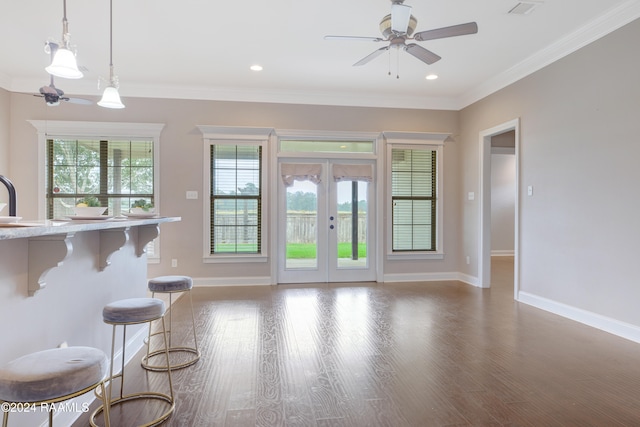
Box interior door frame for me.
[478,118,520,299]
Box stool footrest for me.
[142,347,200,371]
[90,391,174,427]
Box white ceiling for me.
[2,0,639,110]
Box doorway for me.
[277,159,376,283]
[479,119,520,299]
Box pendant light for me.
[98,0,125,109]
[46,0,83,79]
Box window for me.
[210,144,262,254]
[385,132,447,259]
[198,126,271,263]
[46,138,154,219]
[29,120,164,261]
[391,148,436,251]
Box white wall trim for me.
[478,118,520,296]
[457,0,640,108]
[381,271,476,285]
[491,250,515,257]
[518,291,640,344]
[194,276,273,287]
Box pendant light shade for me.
[45,47,83,79]
[98,85,125,109]
[99,0,125,109]
[46,0,83,79]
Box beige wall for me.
[460,18,640,330]
[7,94,461,282]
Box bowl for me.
[130,207,156,215]
[73,206,107,216]
[0,203,6,213]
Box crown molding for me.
[456,0,640,109]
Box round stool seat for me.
[0,347,108,403]
[103,298,165,324]
[148,275,193,293]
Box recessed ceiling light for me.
[250,65,263,71]
[426,74,438,80]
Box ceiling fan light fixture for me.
[380,14,418,38]
[45,47,83,79]
[98,85,125,109]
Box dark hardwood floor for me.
[76,257,640,426]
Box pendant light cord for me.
[109,0,113,68]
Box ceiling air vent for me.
[508,1,543,15]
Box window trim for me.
[29,120,164,262]
[384,132,448,260]
[198,126,272,264]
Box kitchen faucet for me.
[0,175,16,216]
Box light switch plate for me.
[186,190,198,199]
[468,192,475,201]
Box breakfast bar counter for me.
[0,215,181,426]
[0,216,180,296]
[0,216,180,240]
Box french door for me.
[277,159,376,283]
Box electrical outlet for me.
[171,259,178,268]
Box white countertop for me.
[0,216,181,240]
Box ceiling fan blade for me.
[353,46,390,66]
[325,35,384,42]
[405,44,441,65]
[413,22,478,42]
[66,97,93,105]
[391,3,412,33]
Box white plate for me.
[66,215,114,221]
[123,212,158,219]
[0,216,22,223]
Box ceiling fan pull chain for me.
[397,48,400,79]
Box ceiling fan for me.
[36,75,92,106]
[325,0,478,67]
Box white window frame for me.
[198,126,272,264]
[28,120,164,262]
[384,132,448,260]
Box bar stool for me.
[0,346,110,427]
[91,298,174,427]
[142,275,200,371]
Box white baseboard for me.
[46,326,149,427]
[491,250,514,256]
[194,276,273,287]
[382,271,481,286]
[518,291,640,344]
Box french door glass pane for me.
[286,180,318,269]
[336,181,368,268]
